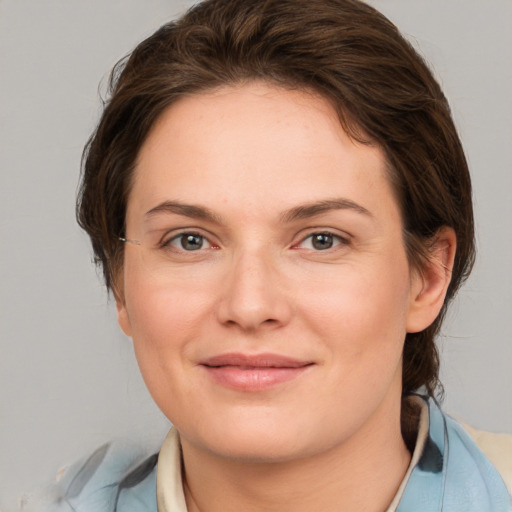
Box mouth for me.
[199,353,314,391]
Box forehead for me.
[129,82,399,225]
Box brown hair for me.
[77,0,475,432]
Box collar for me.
[157,428,188,512]
[396,397,512,511]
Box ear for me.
[116,299,133,337]
[406,227,457,333]
[114,280,133,338]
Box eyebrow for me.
[280,198,372,223]
[145,197,372,224]
[145,201,223,224]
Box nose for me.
[215,249,293,332]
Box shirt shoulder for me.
[396,397,512,511]
[21,443,158,512]
[459,420,512,495]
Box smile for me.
[200,353,314,391]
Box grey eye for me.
[311,233,334,250]
[171,233,207,251]
[181,234,205,250]
[297,232,349,251]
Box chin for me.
[182,410,345,465]
[208,433,309,464]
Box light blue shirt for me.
[29,397,511,512]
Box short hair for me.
[77,0,475,432]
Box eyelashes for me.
[294,232,350,251]
[158,230,221,257]
[158,229,351,255]
[165,232,214,252]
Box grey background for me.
[0,0,511,509]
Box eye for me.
[166,232,210,251]
[298,232,349,251]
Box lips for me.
[199,353,314,391]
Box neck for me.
[180,395,411,512]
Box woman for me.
[32,0,511,510]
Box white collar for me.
[385,396,429,511]
[157,428,188,512]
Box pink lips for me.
[200,353,313,391]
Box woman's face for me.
[118,82,428,462]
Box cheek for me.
[126,283,208,356]
[123,250,214,334]
[124,285,212,423]
[121,260,215,393]
[298,258,412,360]
[292,260,412,423]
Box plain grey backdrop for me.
[1,0,511,509]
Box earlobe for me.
[115,288,133,337]
[406,227,457,333]
[112,271,133,337]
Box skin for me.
[116,82,455,512]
